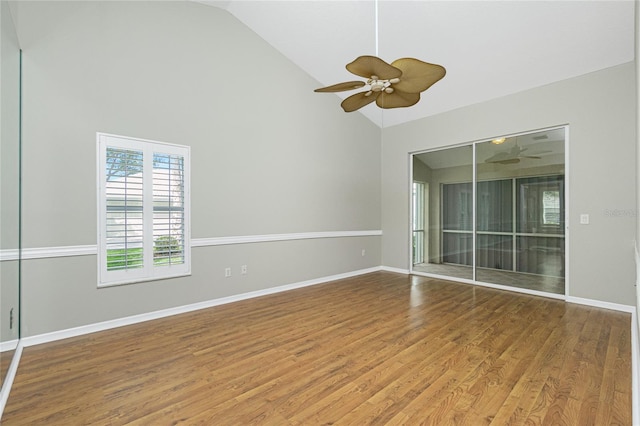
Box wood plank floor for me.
[2,272,631,425]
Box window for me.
[542,190,561,225]
[441,182,473,265]
[441,174,564,276]
[516,176,564,234]
[97,133,190,286]
[412,182,425,265]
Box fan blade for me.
[391,58,446,93]
[314,81,366,93]
[522,156,542,160]
[486,155,520,164]
[376,90,420,109]
[346,56,402,80]
[485,152,510,163]
[341,91,380,112]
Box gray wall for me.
[12,1,382,337]
[412,157,431,183]
[383,62,637,305]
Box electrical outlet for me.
[241,265,248,275]
[225,267,232,277]
[362,249,366,257]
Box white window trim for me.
[97,132,191,287]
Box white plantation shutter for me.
[152,153,185,265]
[98,133,190,286]
[105,147,144,272]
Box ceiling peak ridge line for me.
[375,0,379,57]
[375,0,384,129]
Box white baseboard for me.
[0,341,23,418]
[380,266,410,274]
[0,340,18,353]
[22,266,382,348]
[565,296,635,313]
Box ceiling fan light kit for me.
[315,55,446,112]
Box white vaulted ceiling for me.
[198,1,635,128]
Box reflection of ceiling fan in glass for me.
[314,55,446,112]
[485,139,550,164]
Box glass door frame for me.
[408,125,569,299]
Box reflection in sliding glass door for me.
[476,179,513,272]
[412,127,566,295]
[515,175,565,280]
[412,182,425,265]
[474,175,565,293]
[442,182,472,267]
[414,145,474,280]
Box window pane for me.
[153,153,185,266]
[442,183,472,231]
[542,190,560,225]
[517,236,564,277]
[517,176,564,234]
[412,231,424,265]
[105,148,144,271]
[412,181,425,265]
[412,182,424,231]
[476,234,512,270]
[442,232,473,266]
[413,145,473,280]
[477,179,512,232]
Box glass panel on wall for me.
[412,127,566,295]
[1,1,22,393]
[412,145,473,280]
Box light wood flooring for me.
[2,272,631,425]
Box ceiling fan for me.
[314,55,446,112]
[485,140,549,165]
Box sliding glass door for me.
[412,128,566,295]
